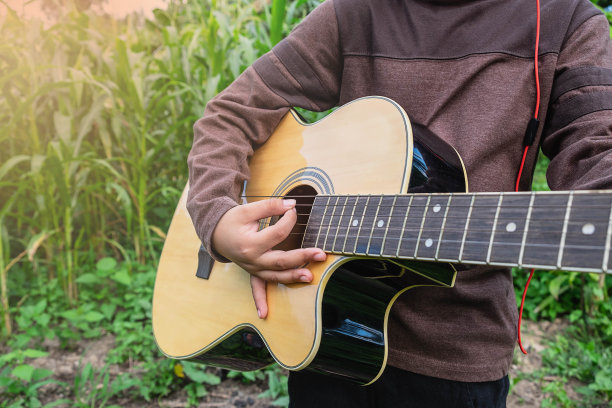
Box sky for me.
[99,0,167,18]
[2,0,168,19]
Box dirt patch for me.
[24,334,275,407]
[507,319,581,407]
[157,380,274,408]
[19,319,574,407]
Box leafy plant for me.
[174,361,222,407]
[258,366,290,407]
[72,362,138,408]
[0,349,58,407]
[1,0,609,406]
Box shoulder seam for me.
[341,51,560,62]
[562,5,604,51]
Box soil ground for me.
[17,319,573,407]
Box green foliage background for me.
[0,0,611,407]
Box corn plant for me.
[0,0,322,327]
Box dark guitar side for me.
[191,122,468,384]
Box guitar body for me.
[152,96,468,385]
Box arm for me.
[542,13,612,189]
[186,0,342,317]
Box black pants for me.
[288,366,509,408]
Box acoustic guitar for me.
[152,96,612,385]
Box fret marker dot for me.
[433,204,441,213]
[377,220,385,228]
[352,220,359,227]
[425,238,433,248]
[506,222,517,233]
[582,223,595,235]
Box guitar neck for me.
[302,191,612,274]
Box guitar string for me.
[242,194,612,199]
[282,202,612,211]
[257,204,612,219]
[277,234,612,260]
[279,230,611,249]
[241,194,612,210]
[286,205,611,222]
[274,224,610,245]
[266,216,612,229]
[272,224,610,243]
[319,238,608,252]
[267,210,611,233]
[307,235,611,252]
[282,216,609,225]
[249,204,612,212]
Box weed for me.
[0,349,60,407]
[1,0,611,406]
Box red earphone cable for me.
[515,0,541,356]
[517,268,535,354]
[515,145,530,192]
[534,0,541,119]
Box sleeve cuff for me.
[197,196,238,263]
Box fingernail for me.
[283,199,296,208]
[300,274,311,282]
[257,308,262,319]
[313,252,326,262]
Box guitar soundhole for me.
[270,185,317,251]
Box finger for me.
[258,247,326,271]
[256,207,297,248]
[253,266,316,286]
[244,198,296,221]
[250,275,268,319]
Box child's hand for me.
[211,198,327,319]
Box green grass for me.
[0,1,314,405]
[0,0,611,406]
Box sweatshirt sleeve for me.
[186,0,342,260]
[542,13,612,190]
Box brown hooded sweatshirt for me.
[186,0,612,381]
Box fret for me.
[365,196,384,255]
[368,195,395,256]
[437,194,472,261]
[604,200,612,272]
[303,196,327,248]
[342,196,367,254]
[336,196,359,253]
[386,195,413,257]
[380,195,398,256]
[460,195,500,264]
[397,195,427,258]
[556,192,574,269]
[486,194,504,264]
[521,193,569,268]
[416,195,448,260]
[355,196,377,255]
[352,196,371,255]
[413,196,432,258]
[314,196,333,249]
[562,192,612,271]
[458,195,476,262]
[331,196,350,253]
[434,195,453,261]
[489,193,531,265]
[518,192,535,267]
[323,196,341,252]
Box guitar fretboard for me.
[302,191,612,274]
